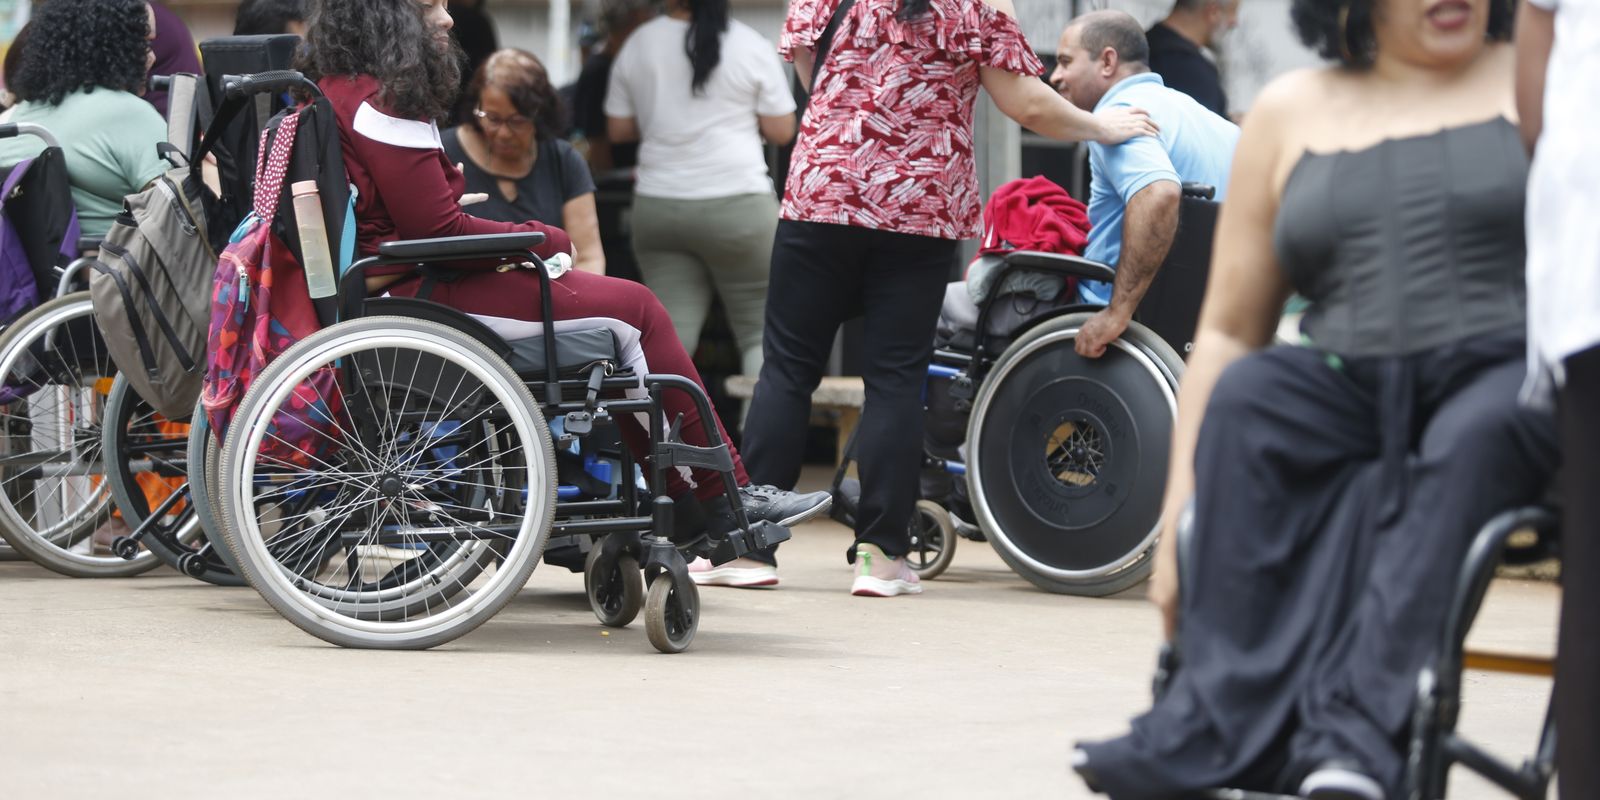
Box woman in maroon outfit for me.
[300,0,831,532]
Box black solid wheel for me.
[967,314,1181,596]
[585,544,644,628]
[906,500,957,580]
[645,572,699,654]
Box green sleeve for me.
[118,99,170,192]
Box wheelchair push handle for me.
[1180,182,1216,200]
[222,70,321,100]
[0,122,62,150]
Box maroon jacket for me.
[320,74,572,272]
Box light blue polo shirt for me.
[1079,72,1240,304]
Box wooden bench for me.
[724,375,865,465]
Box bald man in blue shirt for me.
[1050,9,1240,358]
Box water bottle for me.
[290,180,338,299]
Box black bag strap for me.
[810,0,858,97]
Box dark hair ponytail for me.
[898,0,930,20]
[685,0,727,95]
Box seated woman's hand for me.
[1094,106,1159,146]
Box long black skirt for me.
[1077,337,1558,798]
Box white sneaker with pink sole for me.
[687,557,779,588]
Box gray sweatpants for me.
[630,192,777,383]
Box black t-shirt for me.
[1145,23,1228,119]
[440,128,597,227]
[572,52,638,169]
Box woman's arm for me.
[352,127,572,260]
[1515,0,1556,153]
[980,66,1157,144]
[1148,78,1295,638]
[562,192,606,275]
[758,113,797,146]
[606,115,641,145]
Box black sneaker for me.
[737,484,833,527]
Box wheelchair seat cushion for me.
[467,313,638,383]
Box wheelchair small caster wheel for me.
[585,545,643,628]
[906,500,956,580]
[645,572,699,654]
[111,536,140,561]
[177,552,208,578]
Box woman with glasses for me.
[604,0,795,415]
[443,49,605,275]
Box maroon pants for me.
[384,268,750,501]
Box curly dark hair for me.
[1291,0,1516,68]
[298,0,463,122]
[13,0,150,106]
[463,49,564,142]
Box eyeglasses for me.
[474,108,535,133]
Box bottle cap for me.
[290,180,319,196]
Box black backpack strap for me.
[810,0,858,95]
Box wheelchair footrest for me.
[708,521,791,564]
[653,440,735,473]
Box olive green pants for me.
[630,192,778,383]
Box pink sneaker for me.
[850,545,922,597]
[687,556,779,588]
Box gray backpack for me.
[89,74,219,420]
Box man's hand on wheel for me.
[1075,308,1131,358]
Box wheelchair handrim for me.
[968,326,1177,581]
[230,326,549,636]
[0,296,130,566]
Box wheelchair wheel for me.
[645,571,698,654]
[218,317,556,649]
[184,406,243,582]
[967,313,1181,596]
[585,540,644,628]
[100,375,242,585]
[906,500,956,580]
[0,292,154,577]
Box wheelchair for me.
[201,72,786,653]
[876,184,1218,596]
[95,40,308,587]
[1131,506,1560,799]
[0,122,160,575]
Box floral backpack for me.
[200,108,341,464]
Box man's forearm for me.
[1108,181,1182,317]
[1515,1,1555,152]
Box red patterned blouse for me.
[779,0,1045,240]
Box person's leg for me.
[1290,353,1559,795]
[1558,345,1600,800]
[1076,347,1382,798]
[693,193,777,386]
[632,194,716,355]
[739,221,863,568]
[849,231,951,567]
[393,269,754,500]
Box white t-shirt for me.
[605,16,796,200]
[1523,0,1600,406]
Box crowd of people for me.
[0,0,1592,797]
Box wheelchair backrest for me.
[0,147,79,321]
[1131,192,1218,358]
[198,35,301,226]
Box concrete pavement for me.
[0,512,1558,799]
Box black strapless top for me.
[1273,118,1528,357]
